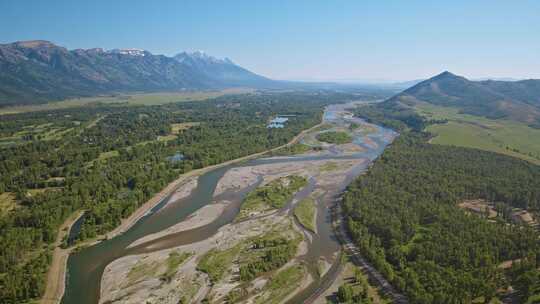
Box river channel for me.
[62,102,396,304]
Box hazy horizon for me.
[1,0,539,82]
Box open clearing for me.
[458,199,539,229]
[171,122,200,134]
[417,103,540,165]
[0,89,252,115]
[0,192,17,215]
[0,122,76,147]
[458,200,498,219]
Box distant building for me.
[267,116,289,128]
[168,152,184,163]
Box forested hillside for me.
[0,92,356,303]
[346,104,540,303]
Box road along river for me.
[61,102,396,304]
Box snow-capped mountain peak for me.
[174,51,232,65]
[108,48,148,56]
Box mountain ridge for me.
[387,71,540,127]
[0,40,274,106]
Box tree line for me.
[344,103,540,303]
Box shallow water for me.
[61,101,396,304]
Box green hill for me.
[388,71,540,128]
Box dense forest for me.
[0,92,359,303]
[345,104,540,303]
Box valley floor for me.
[81,102,396,304]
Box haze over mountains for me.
[2,40,540,121]
[0,40,273,106]
[387,71,540,128]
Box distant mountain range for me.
[3,40,540,116]
[387,71,540,127]
[0,40,274,106]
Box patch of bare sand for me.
[459,199,538,229]
[214,166,261,196]
[498,258,522,269]
[363,136,379,149]
[459,199,497,218]
[100,150,368,303]
[101,214,291,304]
[100,251,203,304]
[127,201,228,248]
[216,159,363,198]
[316,159,366,188]
[512,210,536,226]
[168,177,198,204]
[338,143,365,154]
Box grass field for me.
[294,198,316,233]
[0,192,17,216]
[237,175,307,221]
[316,131,353,145]
[98,150,120,160]
[157,134,178,142]
[161,251,192,282]
[255,264,306,304]
[0,89,253,115]
[197,244,242,283]
[0,122,76,147]
[127,260,160,285]
[320,161,339,172]
[170,122,200,134]
[417,103,540,165]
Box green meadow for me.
[417,103,540,165]
[0,88,252,115]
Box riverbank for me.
[127,201,227,248]
[98,156,366,303]
[44,120,324,304]
[104,120,324,242]
[40,210,85,304]
[60,102,398,304]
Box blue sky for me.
[1,0,539,81]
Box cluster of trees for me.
[316,131,353,144]
[270,143,313,156]
[257,175,307,209]
[353,101,427,132]
[0,91,355,303]
[239,236,298,281]
[343,105,540,303]
[240,175,308,218]
[336,268,373,304]
[225,287,249,303]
